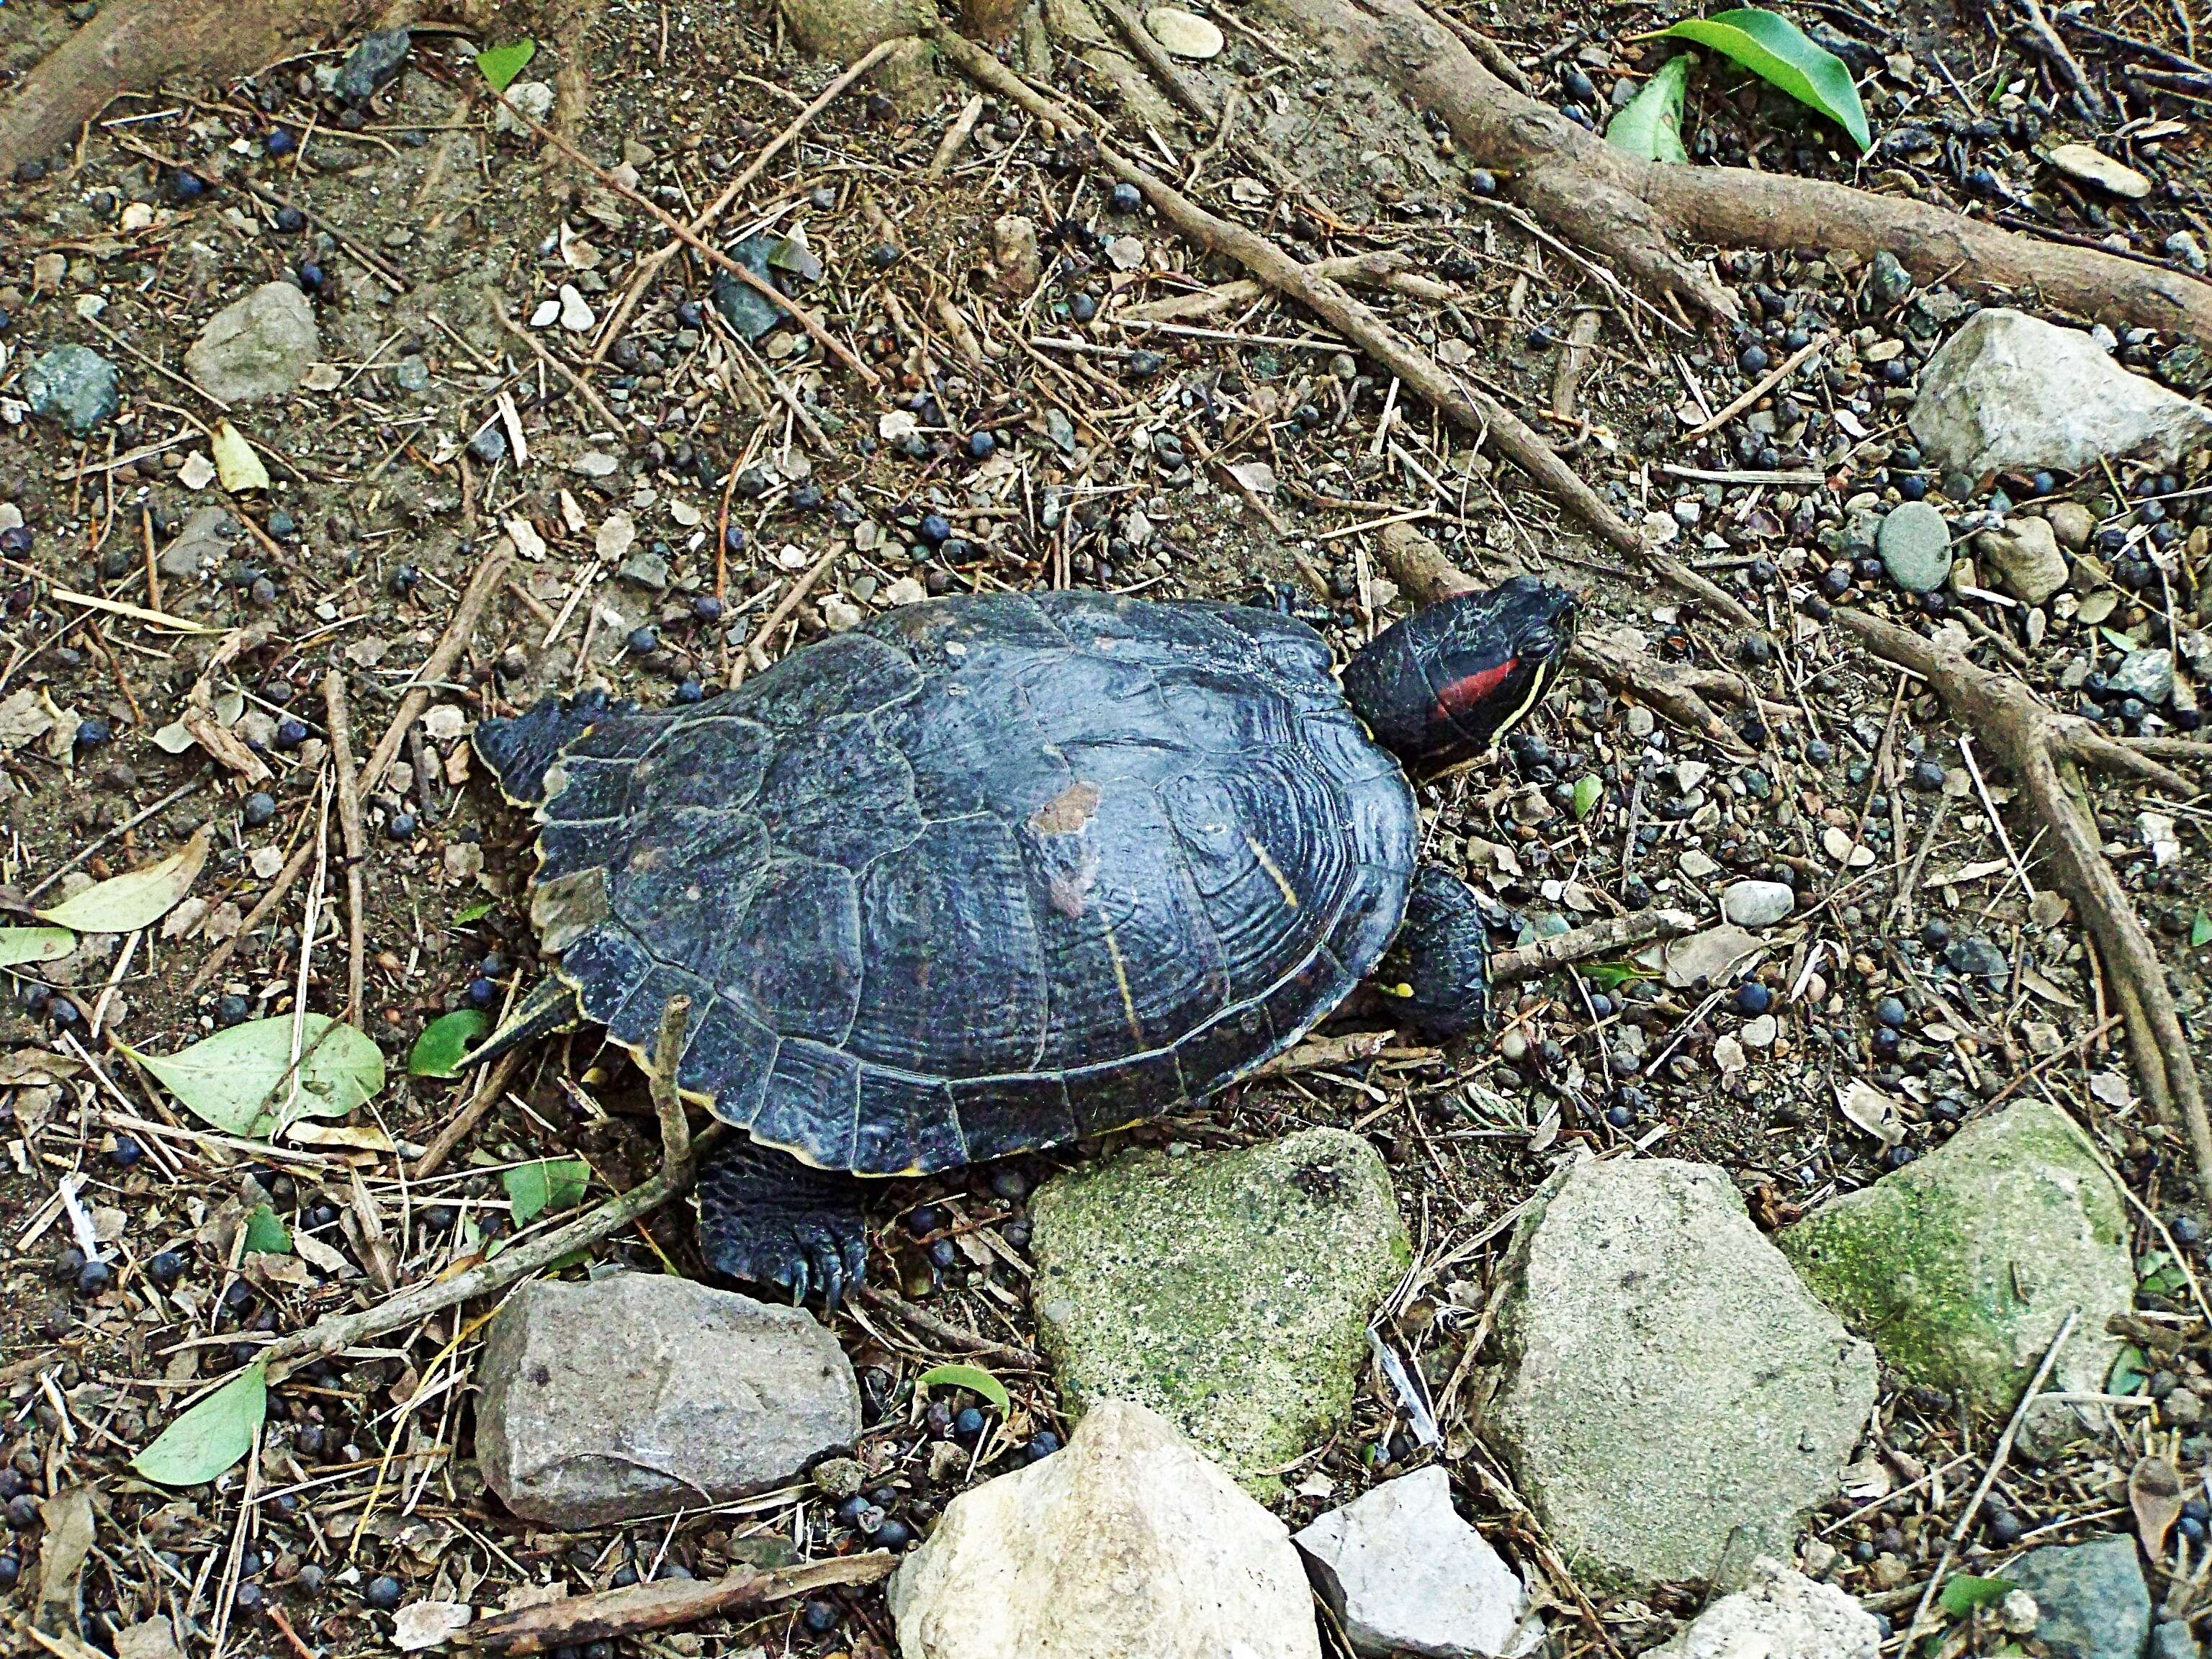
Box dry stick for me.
[856,1286,1043,1370]
[189,550,511,995]
[929,26,1756,634]
[260,1000,698,1377]
[593,39,900,361]
[475,74,879,390]
[491,295,635,436]
[2018,0,2107,117]
[1488,907,1700,983]
[464,1554,896,1653]
[1833,608,2212,1220]
[1267,0,2212,342]
[1679,333,1828,444]
[737,542,841,680]
[1117,251,1452,325]
[1375,521,1756,756]
[320,672,367,1026]
[1098,0,1220,122]
[413,1049,529,1179]
[1905,1309,2080,1642]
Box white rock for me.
[529,298,561,328]
[1653,1557,1881,1658]
[1145,6,1226,58]
[494,80,556,136]
[1740,1013,1777,1049]
[889,1398,1321,1659]
[1909,308,2212,477]
[1293,1467,1528,1658]
[1719,879,1794,928]
[1678,850,1719,880]
[558,284,595,332]
[2048,143,2152,199]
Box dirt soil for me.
[4,0,2212,1653]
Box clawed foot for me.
[696,1140,870,1308]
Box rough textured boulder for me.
[1653,1558,1881,1658]
[475,1274,858,1526]
[1777,1100,2131,1416]
[1909,308,2212,476]
[1487,1157,1876,1593]
[1292,1467,1529,1658]
[887,1398,1321,1659]
[1030,1127,1408,1494]
[184,282,319,405]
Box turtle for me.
[470,579,1575,1302]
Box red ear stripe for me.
[1434,658,1517,719]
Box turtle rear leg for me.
[467,976,586,1069]
[698,1139,869,1308]
[1374,863,1491,1038]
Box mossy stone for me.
[1778,1099,2131,1414]
[1030,1128,1410,1496]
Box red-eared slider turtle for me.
[472,581,1574,1301]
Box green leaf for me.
[477,38,537,92]
[1581,961,1648,992]
[410,1010,489,1078]
[1570,773,1604,821]
[2110,1343,2151,1396]
[132,1360,266,1486]
[0,926,77,968]
[2193,911,2212,948]
[37,826,209,933]
[1605,52,1693,163]
[503,1157,590,1226]
[1938,1573,2015,1616]
[915,1362,1011,1414]
[243,1203,291,1254]
[126,1014,385,1138]
[1658,8,1871,150]
[454,899,497,925]
[2140,1250,2190,1300]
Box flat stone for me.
[336,27,411,102]
[2005,1536,2152,1659]
[2049,143,2153,199]
[1910,308,2212,477]
[1778,1100,2131,1416]
[475,1273,859,1526]
[1292,1467,1529,1658]
[2044,501,2098,552]
[1653,1557,1881,1658]
[1030,1128,1409,1496]
[888,1398,1321,1659]
[156,506,238,580]
[24,345,120,433]
[1876,501,1953,593]
[185,283,319,405]
[1974,516,2071,606]
[618,550,672,592]
[1145,6,1226,57]
[1719,879,1795,928]
[1487,1158,1876,1593]
[2111,647,2176,705]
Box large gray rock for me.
[1910,308,2212,477]
[1653,1557,1881,1658]
[475,1273,858,1526]
[1777,1100,2131,1416]
[185,284,320,405]
[2005,1536,2152,1659]
[1487,1157,1876,1593]
[888,1398,1321,1659]
[1030,1128,1409,1495]
[24,346,120,433]
[1292,1467,1529,1658]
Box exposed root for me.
[1259,0,2212,343]
[465,1554,897,1653]
[929,25,1757,632]
[1833,608,2212,1218]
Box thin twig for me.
[320,671,367,1026]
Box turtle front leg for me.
[1374,863,1491,1038]
[697,1139,869,1308]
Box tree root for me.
[929,25,1756,632]
[1260,0,2212,343]
[463,1555,896,1653]
[1833,608,2212,1217]
[1374,521,1758,758]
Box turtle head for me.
[1342,577,1577,764]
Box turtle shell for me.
[522,590,1417,1174]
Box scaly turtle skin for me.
[474,580,1575,1301]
